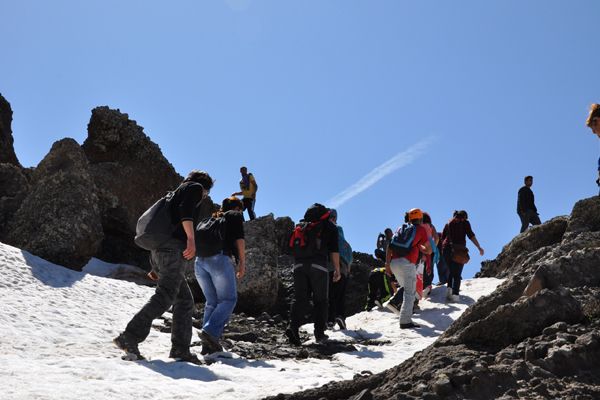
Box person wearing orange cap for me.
[385,208,431,329]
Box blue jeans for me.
[194,254,238,338]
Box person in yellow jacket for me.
[232,166,258,220]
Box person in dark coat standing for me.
[517,175,541,233]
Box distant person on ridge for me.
[286,204,341,345]
[585,103,600,195]
[374,228,393,262]
[232,166,258,220]
[517,175,541,233]
[440,210,484,302]
[385,208,431,329]
[114,170,214,363]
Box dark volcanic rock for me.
[236,214,281,314]
[264,196,600,400]
[0,163,29,241]
[5,139,103,270]
[479,216,568,278]
[82,106,183,267]
[0,94,20,166]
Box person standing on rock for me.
[517,175,541,233]
[195,196,246,355]
[440,210,484,302]
[286,204,341,345]
[232,166,258,221]
[586,104,600,195]
[385,208,431,329]
[114,170,214,363]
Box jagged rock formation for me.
[81,106,186,267]
[236,214,282,313]
[0,94,20,166]
[5,139,103,270]
[265,196,600,400]
[0,163,29,241]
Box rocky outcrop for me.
[5,139,103,270]
[266,196,600,400]
[82,106,183,267]
[0,163,29,241]
[236,214,282,314]
[478,216,568,278]
[0,94,20,166]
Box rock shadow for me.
[22,250,83,288]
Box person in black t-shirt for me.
[517,176,541,233]
[195,196,246,355]
[114,170,214,363]
[286,204,341,345]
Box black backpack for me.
[134,191,177,251]
[289,204,331,259]
[195,215,227,257]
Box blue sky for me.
[2,0,599,278]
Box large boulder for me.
[5,139,103,270]
[479,215,568,278]
[236,214,281,314]
[81,106,183,267]
[0,163,29,241]
[0,94,20,166]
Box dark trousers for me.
[436,253,448,284]
[290,262,329,337]
[366,270,393,308]
[423,256,434,288]
[242,197,256,220]
[519,209,541,233]
[443,247,464,295]
[328,272,347,322]
[125,245,194,352]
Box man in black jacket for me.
[517,175,541,233]
[286,204,341,345]
[114,170,214,362]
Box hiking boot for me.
[400,322,420,329]
[446,287,453,301]
[384,300,400,315]
[422,286,431,298]
[199,330,223,354]
[315,333,329,343]
[169,348,201,364]
[285,327,302,346]
[113,333,144,360]
[451,294,460,302]
[335,317,347,330]
[412,301,420,314]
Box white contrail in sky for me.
[327,137,435,209]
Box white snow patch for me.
[0,241,502,400]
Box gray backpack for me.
[134,191,176,250]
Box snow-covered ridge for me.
[0,241,502,400]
